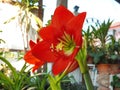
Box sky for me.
[43,0,120,27]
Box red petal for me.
[29,40,36,49]
[32,61,45,72]
[39,26,60,43]
[52,56,75,75]
[32,65,39,72]
[51,5,74,30]
[66,12,86,34]
[24,51,45,72]
[66,60,79,74]
[24,51,40,64]
[66,12,86,45]
[32,41,57,62]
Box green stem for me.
[49,81,61,90]
[48,75,62,90]
[83,71,94,90]
[75,37,94,90]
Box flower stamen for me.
[55,32,76,55]
[55,42,64,52]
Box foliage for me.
[83,19,119,64]
[3,0,42,52]
[20,0,39,7]
[0,56,49,90]
[111,75,120,88]
[0,57,84,90]
[0,56,30,90]
[107,36,120,64]
[61,82,87,90]
[91,19,113,47]
[0,55,82,90]
[4,0,41,26]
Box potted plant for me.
[83,19,120,89]
[90,19,112,63]
[106,36,120,74]
[85,19,115,90]
[86,19,118,72]
[83,19,113,74]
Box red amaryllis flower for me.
[24,5,86,75]
[24,40,45,72]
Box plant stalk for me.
[48,74,62,90]
[83,71,94,90]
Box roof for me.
[110,22,120,29]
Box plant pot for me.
[98,86,110,90]
[87,55,93,64]
[110,64,120,74]
[97,64,111,74]
[96,64,111,89]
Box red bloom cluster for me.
[24,5,86,75]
